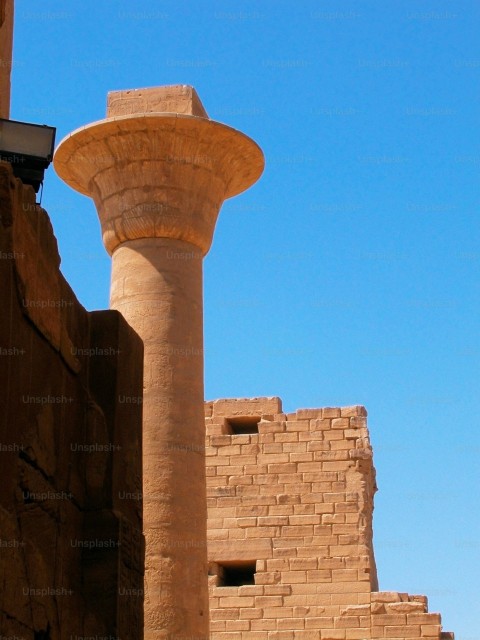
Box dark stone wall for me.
[0,161,145,639]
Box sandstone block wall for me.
[205,397,452,640]
[0,161,145,639]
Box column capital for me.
[54,94,264,255]
[54,84,265,638]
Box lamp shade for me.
[0,118,56,192]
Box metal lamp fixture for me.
[0,118,56,193]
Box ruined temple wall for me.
[0,161,145,639]
[0,0,14,119]
[205,397,446,640]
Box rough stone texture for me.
[54,87,264,256]
[54,85,265,639]
[0,0,13,119]
[0,161,144,638]
[0,2,459,634]
[205,397,453,640]
[107,84,209,118]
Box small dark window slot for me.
[226,417,260,435]
[219,561,256,586]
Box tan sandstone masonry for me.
[205,397,454,640]
[54,85,264,639]
[0,162,144,638]
[0,0,14,119]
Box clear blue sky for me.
[11,1,479,636]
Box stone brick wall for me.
[205,397,452,640]
[0,161,145,639]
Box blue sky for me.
[11,1,479,636]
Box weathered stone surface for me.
[54,85,264,640]
[206,399,453,640]
[213,397,283,417]
[0,162,144,638]
[0,51,458,639]
[107,84,209,118]
[386,601,427,613]
[54,88,264,256]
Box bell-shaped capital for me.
[54,85,264,256]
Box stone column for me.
[0,0,14,119]
[54,85,264,639]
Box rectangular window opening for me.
[225,416,260,435]
[217,561,257,587]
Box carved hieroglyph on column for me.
[54,85,264,639]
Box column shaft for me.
[110,237,208,638]
[53,88,265,638]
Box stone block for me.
[211,608,241,620]
[107,84,209,117]
[373,614,407,625]
[310,419,332,430]
[323,408,342,418]
[372,592,403,603]
[239,608,264,619]
[386,601,426,614]
[340,406,367,418]
[349,417,367,430]
[286,420,311,432]
[277,617,305,630]
[263,605,293,618]
[219,596,255,608]
[254,595,283,607]
[321,632,346,640]
[421,625,442,637]
[410,595,428,607]
[297,408,324,419]
[334,616,360,628]
[340,605,370,616]
[306,570,332,583]
[331,418,350,430]
[407,613,441,625]
[263,585,292,596]
[208,538,272,561]
[212,397,283,417]
[385,625,421,638]
[251,618,277,630]
[258,421,286,434]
